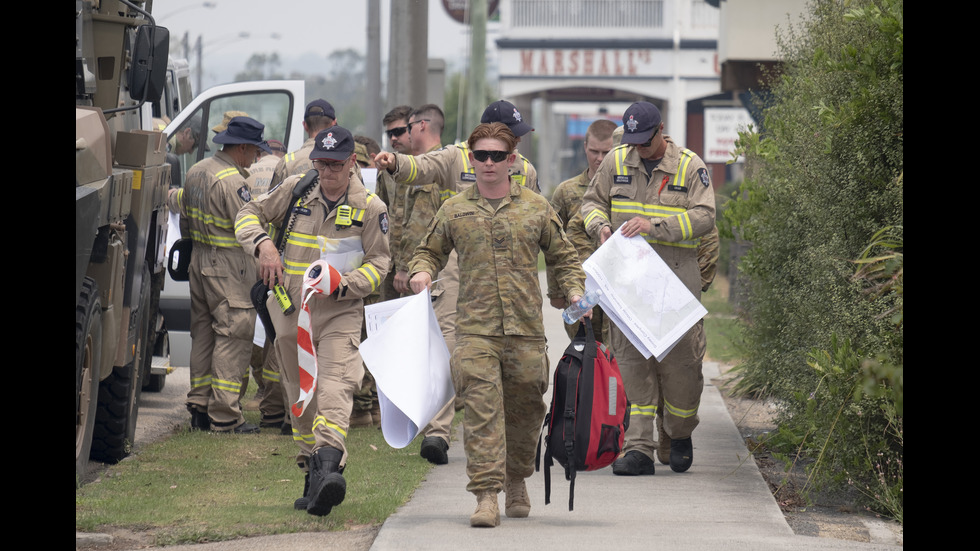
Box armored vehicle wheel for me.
[76,278,102,482]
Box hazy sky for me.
[158,0,476,88]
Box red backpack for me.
[538,317,629,510]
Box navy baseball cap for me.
[305,99,336,120]
[621,102,662,145]
[212,116,272,154]
[481,100,534,137]
[310,126,355,161]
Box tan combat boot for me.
[348,409,374,428]
[470,490,500,527]
[504,477,530,518]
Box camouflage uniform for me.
[167,150,256,430]
[546,169,611,343]
[698,226,720,293]
[235,172,389,469]
[581,137,715,458]
[387,142,543,446]
[386,143,463,441]
[410,180,585,494]
[375,169,403,302]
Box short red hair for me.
[467,122,517,152]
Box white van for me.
[160,80,306,368]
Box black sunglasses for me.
[407,119,429,132]
[638,128,660,148]
[472,150,509,163]
[385,125,408,139]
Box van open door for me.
[160,80,306,369]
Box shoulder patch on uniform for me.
[697,167,710,188]
[614,175,632,185]
[238,186,251,202]
[460,172,477,182]
[379,212,389,234]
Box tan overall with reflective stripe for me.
[580,136,715,450]
[235,172,390,468]
[167,150,257,430]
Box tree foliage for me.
[235,49,369,135]
[724,0,903,517]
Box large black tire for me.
[90,267,150,463]
[76,278,102,482]
[90,363,139,462]
[144,372,166,392]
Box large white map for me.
[360,290,455,449]
[583,231,707,361]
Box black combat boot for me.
[307,447,346,516]
[188,406,210,431]
[293,473,310,510]
[670,437,693,473]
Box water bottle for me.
[562,289,602,324]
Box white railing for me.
[510,0,665,29]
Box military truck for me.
[75,0,172,481]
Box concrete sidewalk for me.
[369,274,900,551]
[370,365,899,551]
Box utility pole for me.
[387,0,428,110]
[464,0,487,134]
[366,0,382,142]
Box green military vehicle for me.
[75,0,172,481]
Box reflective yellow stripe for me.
[262,367,281,383]
[185,206,234,229]
[190,230,242,248]
[190,375,212,389]
[348,207,366,224]
[673,149,694,192]
[678,211,693,240]
[286,231,320,249]
[174,188,185,210]
[614,144,629,176]
[285,152,297,163]
[212,378,242,393]
[630,403,658,417]
[458,143,473,173]
[357,264,380,291]
[403,155,419,183]
[610,199,699,248]
[313,416,348,439]
[235,214,261,232]
[292,426,315,445]
[284,258,312,275]
[584,208,609,227]
[440,189,457,202]
[664,399,698,419]
[610,199,686,218]
[215,167,239,180]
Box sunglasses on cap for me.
[472,150,510,163]
[385,125,408,139]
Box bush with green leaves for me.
[724,0,902,520]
